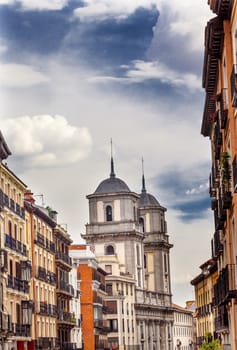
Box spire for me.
[110,138,115,178]
[142,157,146,193]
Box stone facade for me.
[83,159,174,350]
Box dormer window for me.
[106,205,113,221]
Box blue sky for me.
[0,0,214,305]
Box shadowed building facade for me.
[83,158,174,350]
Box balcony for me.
[0,190,25,219]
[212,231,223,258]
[7,275,29,294]
[211,0,233,19]
[233,155,237,192]
[36,266,56,285]
[214,305,229,331]
[213,119,222,160]
[222,191,232,209]
[34,233,55,253]
[220,88,228,129]
[93,294,103,305]
[231,64,237,107]
[55,251,72,268]
[213,264,237,305]
[36,302,57,317]
[12,323,31,337]
[58,311,76,325]
[57,281,74,296]
[5,234,27,257]
[36,337,57,349]
[59,343,77,350]
[94,319,103,328]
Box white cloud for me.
[89,60,201,90]
[0,0,68,10]
[1,115,92,167]
[74,0,156,21]
[0,63,50,87]
[186,182,209,195]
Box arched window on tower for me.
[105,245,115,255]
[106,205,113,221]
[139,217,145,232]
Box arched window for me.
[105,245,115,255]
[106,205,112,221]
[139,217,144,232]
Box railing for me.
[214,119,222,160]
[219,88,228,129]
[0,190,25,219]
[5,234,27,256]
[58,311,76,324]
[12,323,30,337]
[59,343,77,350]
[57,281,74,296]
[34,232,55,253]
[36,302,57,317]
[231,64,237,106]
[36,266,56,285]
[233,155,237,192]
[36,337,57,349]
[214,305,229,331]
[7,275,29,294]
[55,251,72,266]
[212,230,223,258]
[213,264,237,305]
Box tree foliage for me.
[200,333,221,350]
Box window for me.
[106,283,113,296]
[105,265,112,274]
[106,205,112,221]
[105,245,114,255]
[139,217,144,232]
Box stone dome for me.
[138,191,160,207]
[94,176,131,194]
[138,174,160,207]
[94,157,130,194]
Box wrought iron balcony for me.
[60,343,77,350]
[231,64,237,107]
[212,231,223,258]
[57,281,74,296]
[5,234,27,257]
[213,119,222,160]
[0,190,25,219]
[36,337,57,349]
[36,302,57,317]
[220,88,228,129]
[213,264,237,305]
[36,266,56,285]
[34,233,55,253]
[233,155,237,192]
[55,251,72,267]
[214,305,229,331]
[7,275,29,294]
[12,323,31,337]
[58,311,76,324]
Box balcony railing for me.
[212,0,233,18]
[34,232,55,253]
[0,190,25,219]
[212,231,223,259]
[231,64,237,106]
[220,88,228,129]
[36,302,57,317]
[36,266,56,285]
[12,323,31,337]
[57,281,74,296]
[7,275,29,294]
[233,155,237,192]
[213,264,237,305]
[36,337,57,349]
[58,311,76,324]
[55,251,72,267]
[214,305,229,331]
[59,343,77,350]
[5,234,27,257]
[214,119,222,160]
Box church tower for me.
[84,156,174,350]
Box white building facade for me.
[173,304,194,350]
[84,158,174,350]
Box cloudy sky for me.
[0,0,214,306]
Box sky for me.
[0,0,215,306]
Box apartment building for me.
[69,262,82,350]
[201,0,237,348]
[69,245,109,350]
[0,136,33,350]
[54,223,75,350]
[173,303,194,350]
[191,259,218,348]
[24,193,58,350]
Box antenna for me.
[34,194,45,207]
